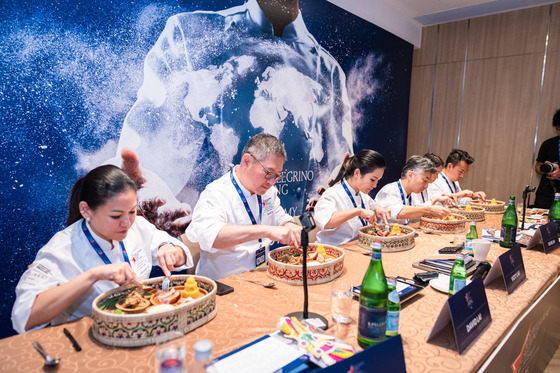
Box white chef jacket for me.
[185,167,293,280]
[374,181,430,225]
[314,180,379,246]
[12,216,193,334]
[428,172,471,205]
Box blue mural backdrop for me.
[0,0,412,338]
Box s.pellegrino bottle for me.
[465,221,478,251]
[189,340,213,373]
[448,253,467,297]
[549,193,560,238]
[500,196,518,248]
[358,241,388,348]
[386,277,400,338]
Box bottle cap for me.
[370,241,382,250]
[455,253,464,260]
[470,221,476,225]
[194,340,213,361]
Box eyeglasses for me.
[250,154,281,181]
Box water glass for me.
[155,331,186,373]
[331,277,353,323]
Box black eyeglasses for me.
[250,154,281,181]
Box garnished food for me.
[181,277,201,299]
[465,205,472,211]
[434,215,459,221]
[277,249,337,265]
[156,288,181,305]
[366,225,405,237]
[121,290,149,309]
[490,198,497,205]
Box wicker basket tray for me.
[470,199,506,214]
[91,275,217,347]
[420,214,467,234]
[357,224,415,252]
[449,205,486,222]
[267,244,344,285]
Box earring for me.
[86,217,91,222]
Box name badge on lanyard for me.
[341,179,367,226]
[231,170,266,269]
[441,173,457,194]
[82,219,131,266]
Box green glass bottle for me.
[548,193,560,238]
[449,253,467,297]
[358,241,388,348]
[386,277,400,338]
[465,221,478,252]
[500,196,518,248]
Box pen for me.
[63,328,82,352]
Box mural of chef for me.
[114,0,353,236]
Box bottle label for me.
[501,226,517,243]
[465,238,473,251]
[388,290,399,304]
[358,304,387,341]
[371,250,382,261]
[386,311,399,334]
[453,278,466,293]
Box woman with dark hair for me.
[314,150,391,246]
[12,165,193,333]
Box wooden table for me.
[2,215,559,372]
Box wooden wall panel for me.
[468,6,548,60]
[438,20,468,64]
[412,25,438,67]
[429,62,464,159]
[459,54,544,203]
[407,65,434,158]
[549,3,560,53]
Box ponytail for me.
[329,149,386,187]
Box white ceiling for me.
[327,0,558,47]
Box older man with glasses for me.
[186,133,302,280]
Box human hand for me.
[428,206,451,218]
[269,223,302,247]
[457,190,474,199]
[472,191,486,200]
[157,244,184,276]
[91,263,140,286]
[121,149,192,237]
[433,195,455,206]
[372,207,391,225]
[442,193,458,204]
[546,163,560,179]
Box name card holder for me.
[427,277,492,355]
[320,335,406,373]
[525,222,560,253]
[484,244,526,294]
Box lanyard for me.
[397,180,412,206]
[441,173,457,194]
[341,179,367,226]
[82,219,130,266]
[421,190,427,204]
[230,169,263,240]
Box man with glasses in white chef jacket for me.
[186,133,302,280]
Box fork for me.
[162,277,170,292]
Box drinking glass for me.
[331,277,353,323]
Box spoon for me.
[32,341,60,367]
[240,278,276,288]
[343,247,371,256]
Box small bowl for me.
[115,297,151,314]
[150,287,208,306]
[449,205,486,222]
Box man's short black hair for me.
[445,149,474,168]
[553,109,560,128]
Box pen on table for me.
[63,328,82,352]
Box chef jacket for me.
[314,181,379,246]
[12,216,193,333]
[428,172,471,205]
[374,181,431,225]
[185,167,293,280]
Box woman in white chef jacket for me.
[12,165,193,333]
[314,150,391,246]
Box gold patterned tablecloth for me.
[1,215,559,372]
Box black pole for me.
[302,229,309,319]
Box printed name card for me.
[320,334,406,373]
[427,277,492,355]
[484,244,527,294]
[526,222,560,253]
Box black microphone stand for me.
[286,212,328,330]
[521,186,536,231]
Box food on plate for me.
[465,205,472,211]
[156,288,181,304]
[276,248,337,265]
[366,225,405,237]
[490,198,497,205]
[181,277,201,299]
[436,215,459,221]
[120,290,149,309]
